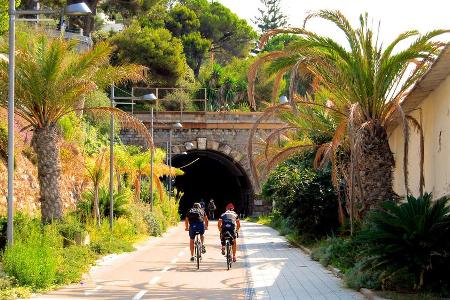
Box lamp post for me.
[279,95,289,105]
[168,122,183,202]
[109,85,156,228]
[7,1,91,246]
[141,93,157,210]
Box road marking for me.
[161,266,171,272]
[149,276,161,285]
[84,285,102,295]
[178,251,185,257]
[171,257,178,264]
[132,290,147,300]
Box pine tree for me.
[253,0,288,33]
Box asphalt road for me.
[33,221,247,300]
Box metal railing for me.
[113,87,208,120]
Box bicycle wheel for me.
[226,240,231,270]
[196,235,201,269]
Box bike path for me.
[33,221,246,300]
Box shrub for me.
[87,218,137,254]
[58,216,87,247]
[56,245,96,284]
[2,223,62,289]
[263,153,339,240]
[344,259,382,290]
[310,236,359,273]
[161,89,194,111]
[359,193,450,291]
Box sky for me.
[217,0,450,44]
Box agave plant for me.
[248,10,447,221]
[359,193,450,290]
[0,29,148,223]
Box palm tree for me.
[248,10,447,219]
[84,148,108,225]
[0,30,146,223]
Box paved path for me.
[32,221,363,300]
[242,222,363,300]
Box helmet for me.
[193,203,201,209]
[226,203,234,210]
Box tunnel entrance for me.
[172,150,252,219]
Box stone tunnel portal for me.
[172,150,253,219]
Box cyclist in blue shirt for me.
[185,203,209,262]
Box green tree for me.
[248,10,447,218]
[0,0,20,35]
[0,30,144,223]
[165,4,200,36]
[182,32,211,77]
[111,22,188,86]
[253,0,288,32]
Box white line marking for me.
[171,257,178,264]
[132,290,147,300]
[178,251,185,257]
[84,285,102,295]
[149,276,161,285]
[161,266,171,272]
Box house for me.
[389,45,450,198]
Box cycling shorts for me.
[220,229,236,246]
[189,222,205,239]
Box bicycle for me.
[193,231,202,269]
[224,231,233,270]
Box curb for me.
[286,239,387,300]
[359,288,387,300]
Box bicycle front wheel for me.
[196,238,201,269]
[226,241,231,270]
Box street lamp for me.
[7,1,91,246]
[109,84,156,227]
[142,93,157,210]
[168,122,183,202]
[279,95,289,105]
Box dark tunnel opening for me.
[172,150,252,219]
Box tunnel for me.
[171,150,252,219]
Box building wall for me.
[389,74,450,198]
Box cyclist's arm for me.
[184,217,189,231]
[217,219,222,231]
[204,215,209,229]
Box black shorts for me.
[220,229,236,246]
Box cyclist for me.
[218,203,240,262]
[185,203,209,262]
[208,199,216,220]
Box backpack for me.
[187,208,203,223]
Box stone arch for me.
[171,138,255,217]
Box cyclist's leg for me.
[220,231,226,255]
[232,231,237,261]
[188,224,197,258]
[199,222,206,253]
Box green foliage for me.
[87,217,137,254]
[0,121,7,165]
[56,245,96,284]
[160,89,195,111]
[311,236,359,273]
[262,34,299,52]
[111,22,188,86]
[263,153,339,240]
[166,4,200,36]
[0,0,20,35]
[344,259,382,290]
[253,0,288,33]
[78,187,132,222]
[2,219,61,289]
[359,193,450,290]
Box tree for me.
[253,0,288,33]
[84,149,108,225]
[182,32,211,77]
[248,10,447,220]
[0,30,145,223]
[0,0,20,35]
[111,22,188,86]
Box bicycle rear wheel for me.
[196,236,201,269]
[226,240,231,270]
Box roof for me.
[388,44,450,131]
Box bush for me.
[161,89,194,111]
[310,236,359,273]
[87,218,137,255]
[56,245,96,284]
[2,222,61,289]
[344,260,382,290]
[358,193,450,291]
[263,153,339,241]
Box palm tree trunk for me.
[117,173,122,193]
[355,122,396,217]
[93,183,100,226]
[31,125,63,223]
